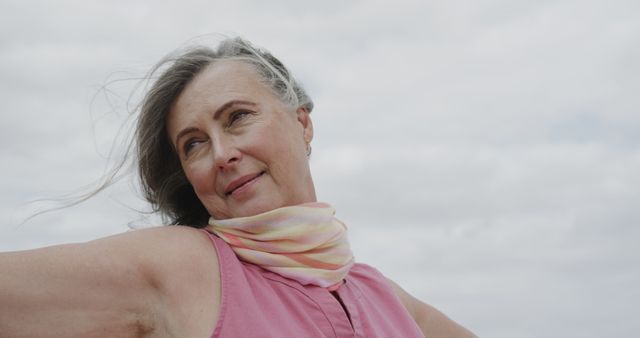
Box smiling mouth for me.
[225,171,265,197]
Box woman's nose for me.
[212,136,242,170]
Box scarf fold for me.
[206,202,354,290]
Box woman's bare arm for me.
[388,278,477,338]
[0,226,219,338]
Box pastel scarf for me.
[206,202,354,290]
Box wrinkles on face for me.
[166,60,316,219]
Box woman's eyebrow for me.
[212,100,257,120]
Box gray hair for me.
[136,37,313,226]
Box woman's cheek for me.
[185,161,216,196]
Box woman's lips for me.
[225,171,265,197]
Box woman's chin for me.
[214,192,315,219]
[227,198,284,219]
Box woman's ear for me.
[297,107,313,143]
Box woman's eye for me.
[183,139,201,154]
[228,110,250,126]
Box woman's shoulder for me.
[97,225,220,274]
[109,225,221,303]
[120,225,216,252]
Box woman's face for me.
[166,60,316,220]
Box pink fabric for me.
[204,231,425,338]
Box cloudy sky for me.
[1,0,639,337]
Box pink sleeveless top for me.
[204,231,424,338]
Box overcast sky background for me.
[1,1,639,337]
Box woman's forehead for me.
[190,60,266,97]
[173,61,269,110]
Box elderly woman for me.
[0,38,475,337]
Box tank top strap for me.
[199,229,237,338]
[200,229,237,269]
